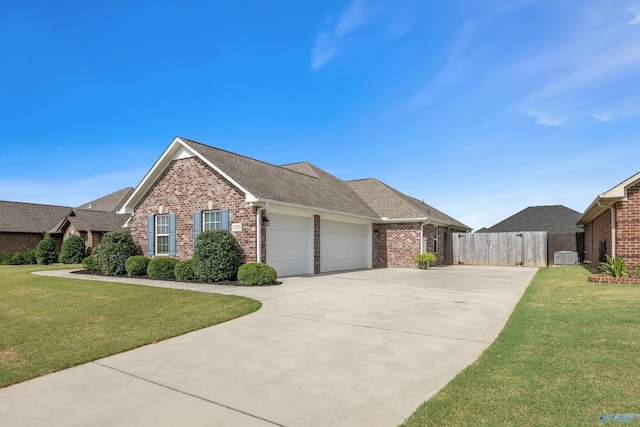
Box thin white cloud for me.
[523,110,569,127]
[515,2,640,125]
[628,3,640,25]
[311,0,379,70]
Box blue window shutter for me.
[168,213,176,256]
[193,211,202,250]
[221,209,229,230]
[147,215,154,256]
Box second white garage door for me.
[266,214,311,277]
[320,220,369,273]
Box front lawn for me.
[401,266,640,426]
[0,265,261,388]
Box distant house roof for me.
[120,137,469,229]
[485,205,582,233]
[77,187,134,213]
[347,178,470,230]
[0,201,71,233]
[50,209,129,234]
[577,171,640,225]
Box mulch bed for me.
[71,269,281,287]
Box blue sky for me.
[1,0,638,231]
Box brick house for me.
[0,188,132,256]
[119,137,470,276]
[577,171,640,266]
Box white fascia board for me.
[250,198,379,222]
[601,171,640,200]
[118,137,257,214]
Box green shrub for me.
[125,255,150,277]
[1,251,11,265]
[600,255,629,278]
[193,230,240,282]
[36,232,58,265]
[59,235,85,264]
[238,263,277,286]
[10,252,24,265]
[414,252,436,269]
[147,257,179,279]
[82,255,100,271]
[174,259,197,281]
[95,232,135,276]
[21,249,37,265]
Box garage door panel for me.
[321,221,369,273]
[267,215,310,277]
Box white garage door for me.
[267,214,311,277]
[321,220,369,273]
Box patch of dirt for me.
[70,269,281,286]
[0,348,23,366]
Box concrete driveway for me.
[1,266,537,427]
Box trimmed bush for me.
[36,232,58,265]
[193,230,240,282]
[174,259,197,281]
[147,257,179,279]
[59,235,85,264]
[238,263,277,286]
[21,249,37,265]
[125,255,150,277]
[1,251,11,265]
[95,232,135,276]
[82,255,100,271]
[10,252,24,265]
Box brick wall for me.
[373,222,421,268]
[129,157,258,262]
[0,232,63,255]
[584,210,612,265]
[615,182,640,264]
[314,215,321,273]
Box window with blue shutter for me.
[147,215,154,256]
[202,209,230,231]
[168,213,176,256]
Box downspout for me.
[256,203,268,263]
[597,200,616,257]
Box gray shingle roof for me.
[0,201,71,233]
[180,138,378,218]
[346,178,471,230]
[50,209,129,233]
[77,187,134,213]
[486,205,582,233]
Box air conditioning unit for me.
[554,251,578,265]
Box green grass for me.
[0,264,261,388]
[401,266,640,426]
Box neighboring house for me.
[0,188,131,255]
[577,171,640,266]
[480,205,583,233]
[0,201,70,253]
[119,137,470,276]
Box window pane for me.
[157,236,169,255]
[156,214,169,255]
[203,211,221,231]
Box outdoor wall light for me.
[262,216,270,226]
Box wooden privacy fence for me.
[453,231,548,267]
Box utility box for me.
[554,251,578,265]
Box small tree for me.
[414,252,436,269]
[193,230,240,282]
[59,234,85,264]
[96,232,136,276]
[36,232,58,265]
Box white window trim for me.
[434,225,439,253]
[156,214,170,256]
[203,210,222,231]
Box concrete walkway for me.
[1,266,537,427]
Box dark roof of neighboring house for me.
[474,227,489,233]
[0,201,71,233]
[50,209,129,234]
[347,178,471,230]
[485,205,582,233]
[77,187,135,213]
